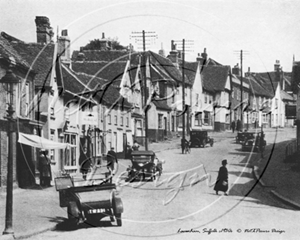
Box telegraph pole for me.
[234,50,249,130]
[173,39,193,141]
[130,31,157,150]
[182,39,186,140]
[240,50,243,130]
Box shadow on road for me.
[47,215,121,232]
[225,140,296,211]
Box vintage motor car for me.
[54,175,123,227]
[242,132,266,152]
[236,131,255,144]
[190,130,214,148]
[127,150,162,181]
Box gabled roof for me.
[149,51,182,83]
[1,32,55,87]
[207,58,223,66]
[247,71,281,98]
[243,75,273,98]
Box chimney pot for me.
[61,29,68,36]
[102,32,105,39]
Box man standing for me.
[181,138,187,154]
[231,120,236,133]
[39,150,52,187]
[107,147,118,175]
[259,131,265,158]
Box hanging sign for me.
[81,112,98,125]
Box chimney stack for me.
[274,60,281,71]
[232,63,240,75]
[196,48,208,65]
[35,16,54,44]
[58,29,71,66]
[201,48,207,60]
[168,41,179,69]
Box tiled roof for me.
[243,75,272,98]
[62,64,131,108]
[201,65,229,92]
[207,58,223,66]
[1,32,55,87]
[0,32,31,69]
[183,61,198,86]
[248,71,281,97]
[72,61,127,87]
[72,50,131,62]
[149,51,182,83]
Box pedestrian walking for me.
[79,147,92,180]
[39,149,52,187]
[107,147,118,175]
[259,131,265,159]
[181,138,188,154]
[231,120,236,133]
[214,159,229,196]
[125,142,132,159]
[185,140,191,154]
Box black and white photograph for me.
[0,0,299,239]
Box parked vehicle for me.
[242,132,266,152]
[54,175,123,227]
[127,151,162,181]
[236,131,255,144]
[190,130,214,148]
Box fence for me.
[286,140,297,158]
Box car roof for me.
[131,151,155,156]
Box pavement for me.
[1,129,299,239]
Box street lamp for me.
[1,68,20,236]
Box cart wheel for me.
[142,172,145,181]
[67,201,80,225]
[115,213,122,226]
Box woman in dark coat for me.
[214,159,229,195]
[39,150,52,187]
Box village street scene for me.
[0,1,300,240]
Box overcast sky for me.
[0,0,299,72]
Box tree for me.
[83,37,127,51]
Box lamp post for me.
[1,68,19,236]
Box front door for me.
[164,117,167,136]
[17,143,35,188]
